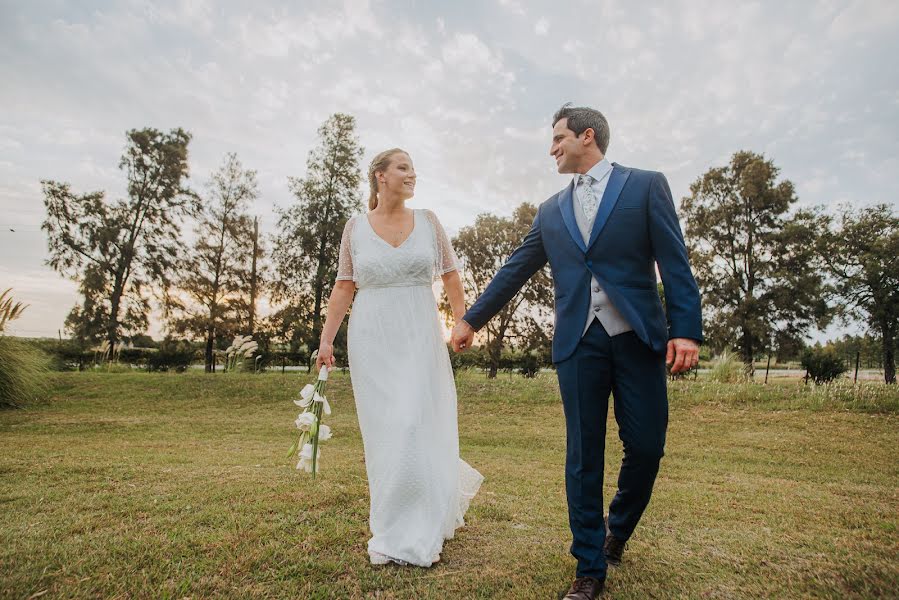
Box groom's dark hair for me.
[553,103,610,154]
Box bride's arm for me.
[441,270,466,323]
[316,280,356,369]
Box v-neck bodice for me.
[336,208,461,290]
[365,210,417,249]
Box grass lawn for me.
[1,371,897,599]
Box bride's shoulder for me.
[342,214,363,237]
[419,208,441,223]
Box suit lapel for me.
[586,165,630,250]
[557,180,586,253]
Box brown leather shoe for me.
[604,516,626,567]
[563,576,604,599]
[604,534,626,567]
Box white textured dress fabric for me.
[337,208,484,567]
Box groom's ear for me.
[580,127,595,146]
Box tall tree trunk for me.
[884,345,896,385]
[741,326,755,378]
[208,253,223,373]
[106,272,126,359]
[881,321,896,384]
[487,322,509,379]
[249,216,258,333]
[204,326,215,373]
[488,341,500,379]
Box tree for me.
[270,113,363,363]
[825,333,884,371]
[680,151,829,373]
[819,204,899,384]
[450,203,553,378]
[166,153,261,372]
[42,128,198,355]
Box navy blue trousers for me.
[555,320,668,579]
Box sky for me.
[1,0,898,341]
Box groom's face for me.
[550,118,586,174]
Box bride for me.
[315,148,483,567]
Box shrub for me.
[802,347,848,384]
[147,339,197,372]
[117,347,156,368]
[26,339,91,371]
[518,350,541,378]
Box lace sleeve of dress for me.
[336,216,356,281]
[425,209,462,278]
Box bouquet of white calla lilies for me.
[287,362,333,478]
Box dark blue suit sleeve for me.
[648,172,703,343]
[462,209,548,332]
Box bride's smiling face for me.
[378,152,416,199]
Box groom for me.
[452,104,702,599]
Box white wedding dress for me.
[337,208,483,567]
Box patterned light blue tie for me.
[579,174,598,221]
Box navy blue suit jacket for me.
[463,163,702,363]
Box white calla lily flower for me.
[293,384,315,407]
[295,411,317,431]
[296,443,315,472]
[314,393,331,415]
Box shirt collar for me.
[575,158,612,186]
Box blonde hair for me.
[367,148,407,210]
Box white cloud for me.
[139,0,215,34]
[442,33,503,75]
[497,0,525,16]
[535,17,549,36]
[828,0,899,38]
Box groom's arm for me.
[462,209,549,332]
[648,171,703,344]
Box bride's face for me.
[378,153,416,199]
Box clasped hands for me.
[450,320,475,353]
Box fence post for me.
[282,357,286,373]
[854,351,860,383]
[764,355,771,384]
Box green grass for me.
[1,372,897,599]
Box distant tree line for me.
[40,118,898,383]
